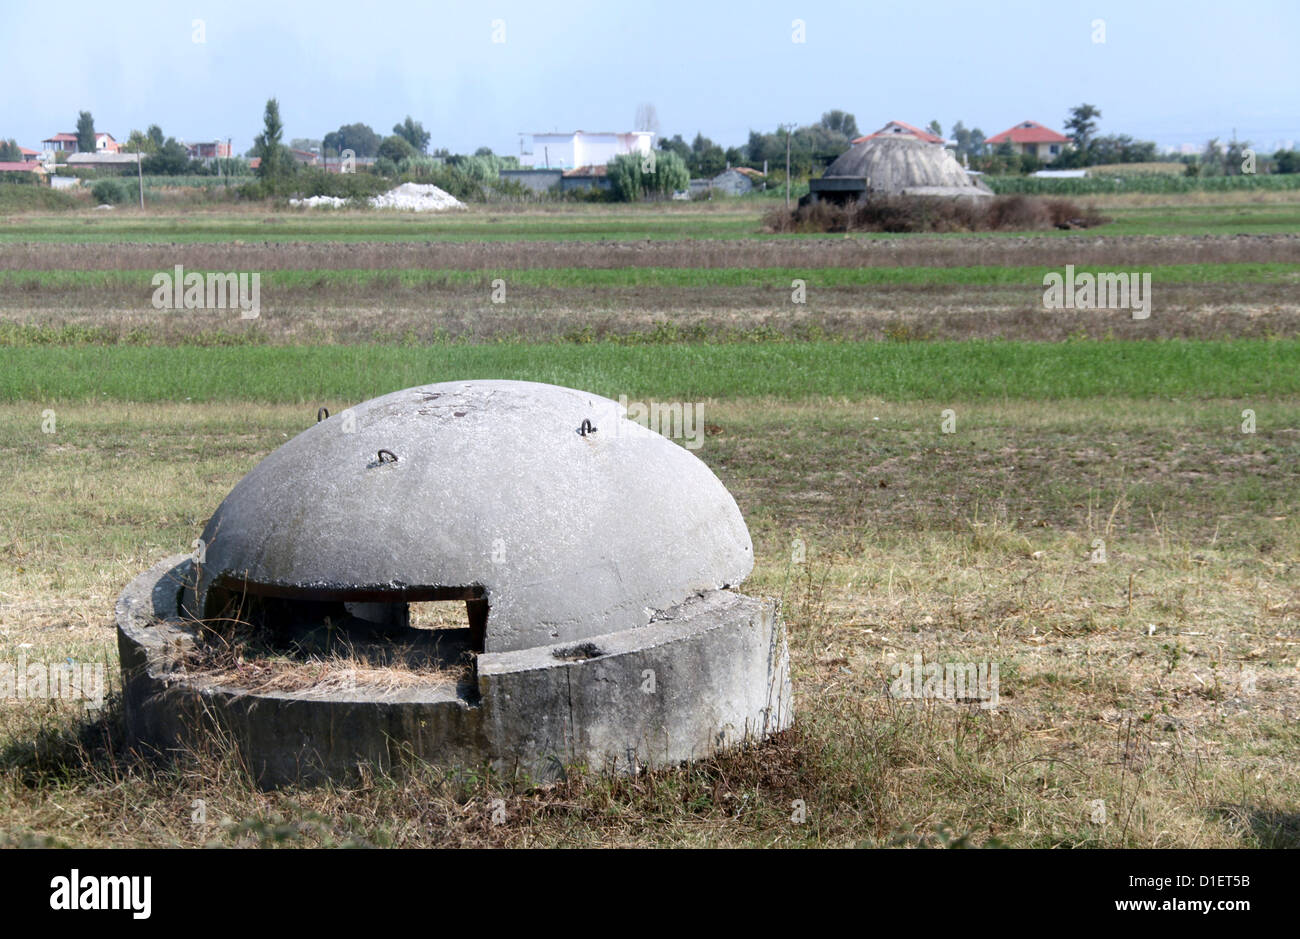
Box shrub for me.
[91,179,129,205]
[0,185,80,210]
[764,195,1106,234]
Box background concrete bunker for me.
[117,380,793,786]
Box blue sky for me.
[6,0,1297,154]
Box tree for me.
[323,123,379,158]
[927,120,943,139]
[76,111,96,153]
[606,149,688,201]
[378,134,417,164]
[392,116,430,154]
[147,125,165,149]
[142,137,198,175]
[253,97,291,180]
[660,134,691,164]
[634,103,660,135]
[690,133,726,177]
[1065,104,1101,152]
[122,130,157,155]
[290,138,321,153]
[1086,134,1158,166]
[1200,138,1226,176]
[1275,150,1300,174]
[0,139,21,162]
[819,110,859,140]
[1225,138,1253,176]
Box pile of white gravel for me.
[368,182,465,212]
[289,182,466,212]
[289,194,348,208]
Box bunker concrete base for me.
[117,556,793,788]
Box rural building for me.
[40,131,119,155]
[0,161,48,180]
[41,133,78,154]
[986,120,1070,161]
[559,164,612,193]
[709,166,766,195]
[18,147,40,162]
[806,135,992,204]
[184,141,232,161]
[853,120,947,145]
[66,152,140,168]
[499,168,564,193]
[518,130,654,169]
[290,148,320,166]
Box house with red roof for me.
[852,120,946,145]
[986,120,1070,161]
[41,132,79,154]
[40,131,119,155]
[0,161,48,179]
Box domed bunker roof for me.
[822,135,992,198]
[191,380,753,653]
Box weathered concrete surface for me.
[121,557,793,788]
[191,380,753,653]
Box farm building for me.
[66,152,141,168]
[986,120,1070,161]
[518,130,654,170]
[499,168,564,193]
[559,164,612,193]
[0,161,47,180]
[710,166,766,195]
[184,141,232,161]
[806,135,992,205]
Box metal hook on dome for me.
[577,419,596,437]
[377,449,398,463]
[317,407,329,423]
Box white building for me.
[518,130,655,169]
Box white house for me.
[518,130,655,169]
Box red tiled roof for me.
[562,164,608,177]
[19,147,38,156]
[853,120,944,145]
[986,121,1070,145]
[42,133,77,143]
[0,162,42,171]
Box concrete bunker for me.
[118,380,792,786]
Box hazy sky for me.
[6,0,1297,155]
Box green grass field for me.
[3,261,1296,290]
[1,195,1297,848]
[3,339,1299,402]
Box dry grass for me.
[1,399,1297,847]
[4,232,1298,272]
